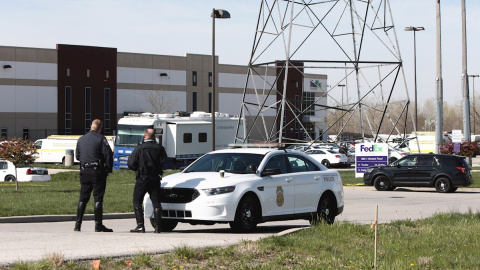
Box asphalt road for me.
[2,186,480,266]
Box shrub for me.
[439,141,479,157]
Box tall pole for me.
[461,0,470,139]
[211,9,230,151]
[435,0,443,154]
[212,8,216,151]
[461,0,471,165]
[470,75,479,134]
[413,30,418,132]
[338,84,346,140]
[405,26,424,133]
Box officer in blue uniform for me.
[128,128,167,233]
[74,119,114,232]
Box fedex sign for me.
[355,143,388,178]
[360,145,384,153]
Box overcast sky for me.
[2,0,479,106]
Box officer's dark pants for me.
[75,168,108,231]
[133,175,162,209]
[79,169,107,203]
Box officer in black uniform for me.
[74,119,114,232]
[128,128,167,233]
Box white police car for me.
[144,148,344,232]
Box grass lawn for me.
[10,212,480,269]
[0,169,177,217]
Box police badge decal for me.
[276,186,284,206]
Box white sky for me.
[2,0,479,106]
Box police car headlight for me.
[366,167,375,173]
[202,186,235,196]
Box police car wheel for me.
[5,175,16,182]
[229,195,259,232]
[310,193,336,225]
[149,218,178,232]
[374,176,390,191]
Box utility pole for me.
[461,0,471,165]
[469,75,479,134]
[435,0,443,154]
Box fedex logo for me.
[360,145,383,152]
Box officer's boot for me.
[154,208,162,233]
[94,202,113,232]
[130,207,145,233]
[74,202,86,231]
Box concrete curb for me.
[0,213,134,223]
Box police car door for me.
[260,154,295,216]
[286,154,321,214]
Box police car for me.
[144,148,344,232]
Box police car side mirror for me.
[261,168,282,176]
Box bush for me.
[439,141,479,157]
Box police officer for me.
[128,128,167,233]
[74,119,114,232]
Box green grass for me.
[0,169,178,217]
[9,212,480,269]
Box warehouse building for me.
[0,44,327,142]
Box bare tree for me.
[142,90,181,114]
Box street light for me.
[405,26,425,132]
[211,8,230,151]
[469,74,479,134]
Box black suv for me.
[363,154,472,193]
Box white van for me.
[34,135,114,164]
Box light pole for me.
[338,84,345,140]
[405,26,425,132]
[211,9,230,151]
[469,75,479,134]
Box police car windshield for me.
[184,153,264,174]
[116,124,153,146]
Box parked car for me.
[143,148,344,232]
[388,147,410,163]
[304,148,349,168]
[0,160,50,182]
[363,154,472,193]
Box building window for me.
[192,92,197,111]
[1,128,7,139]
[208,92,213,113]
[192,71,197,86]
[87,69,90,77]
[104,88,111,135]
[106,70,109,79]
[302,92,315,116]
[67,68,70,77]
[65,86,72,134]
[85,87,91,132]
[199,132,207,143]
[183,133,192,143]
[23,128,29,140]
[208,72,212,87]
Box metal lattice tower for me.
[235,0,415,146]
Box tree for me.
[0,138,37,191]
[142,90,181,114]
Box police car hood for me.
[162,172,256,189]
